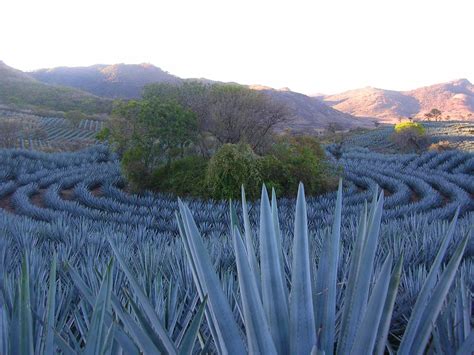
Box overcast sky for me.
[1,0,473,94]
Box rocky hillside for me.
[31,63,181,99]
[250,86,372,132]
[30,63,372,130]
[322,79,474,122]
[0,61,111,114]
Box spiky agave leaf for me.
[83,258,114,355]
[314,179,342,354]
[338,191,384,354]
[109,241,179,355]
[259,185,290,354]
[241,186,261,294]
[290,183,316,354]
[177,200,246,354]
[232,226,277,354]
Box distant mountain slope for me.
[0,61,111,114]
[407,79,474,117]
[250,86,372,131]
[31,63,181,99]
[322,79,474,122]
[30,63,371,130]
[322,87,420,120]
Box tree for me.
[143,81,214,155]
[207,84,289,153]
[107,97,198,186]
[424,108,442,121]
[144,82,290,154]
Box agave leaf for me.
[409,233,469,355]
[0,307,8,355]
[111,294,161,355]
[375,255,403,355]
[457,279,471,343]
[19,256,34,355]
[338,191,384,354]
[67,264,140,355]
[43,253,57,355]
[398,208,460,354]
[271,188,289,301]
[338,201,368,347]
[176,294,198,346]
[352,253,393,354]
[177,200,246,354]
[241,186,261,293]
[314,180,342,354]
[109,241,178,355]
[178,296,207,355]
[83,259,114,355]
[259,185,290,354]
[176,211,222,354]
[290,183,317,354]
[233,226,277,354]
[125,290,174,354]
[456,331,474,355]
[101,322,115,355]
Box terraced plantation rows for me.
[0,111,104,151]
[344,121,474,152]
[0,145,472,353]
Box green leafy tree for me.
[108,97,198,186]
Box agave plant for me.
[176,182,470,354]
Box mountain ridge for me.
[0,61,111,114]
[28,63,373,130]
[322,78,474,122]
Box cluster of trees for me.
[101,81,335,199]
[423,108,443,121]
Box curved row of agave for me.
[3,182,472,354]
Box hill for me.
[0,61,111,114]
[249,85,373,131]
[30,63,372,130]
[322,79,474,122]
[30,63,181,99]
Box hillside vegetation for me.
[0,61,112,114]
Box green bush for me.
[394,121,425,134]
[392,121,429,152]
[151,156,209,197]
[261,136,333,197]
[206,143,262,200]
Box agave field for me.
[0,145,473,354]
[0,110,104,151]
[344,121,474,152]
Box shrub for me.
[151,156,209,197]
[261,136,336,196]
[206,143,262,200]
[392,122,429,152]
[394,121,426,134]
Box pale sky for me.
[1,0,473,95]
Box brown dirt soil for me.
[90,185,103,197]
[60,188,74,200]
[30,189,46,208]
[0,193,14,213]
